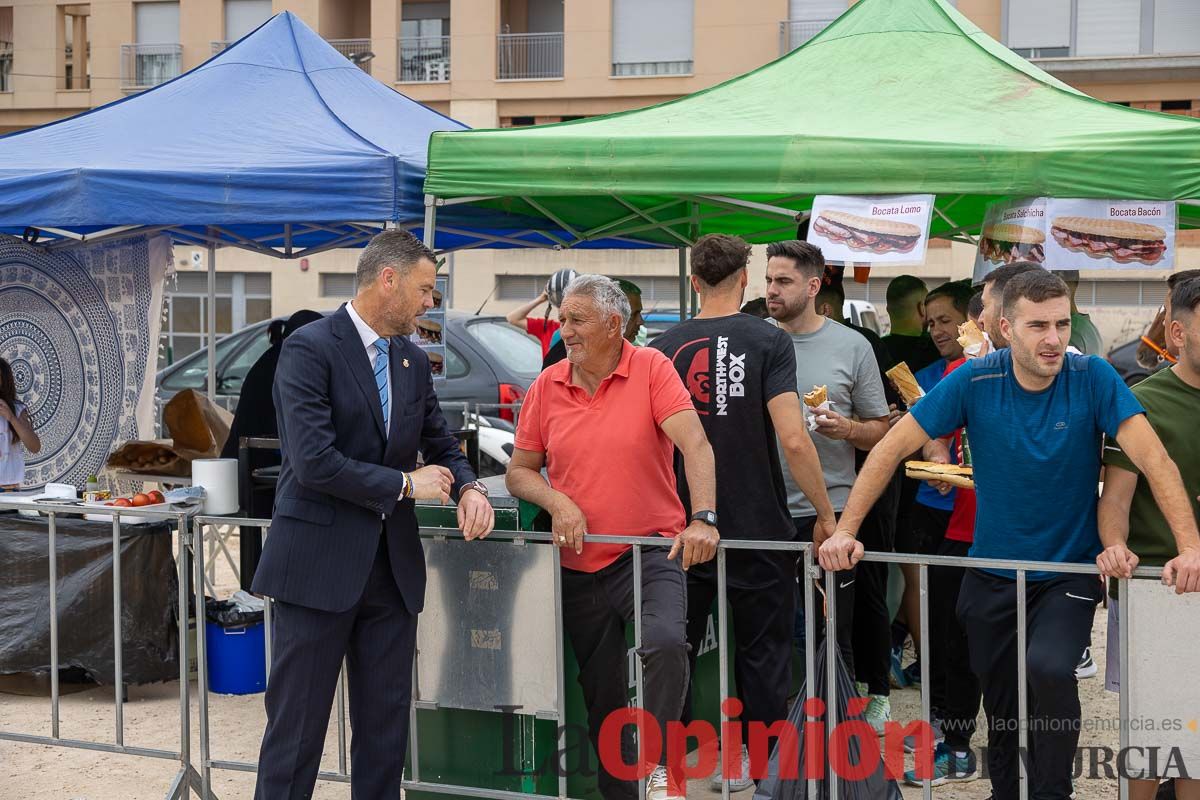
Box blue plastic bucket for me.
[204,620,266,695]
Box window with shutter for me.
[135,2,179,44]
[224,0,271,42]
[319,273,357,298]
[1076,0,1142,57]
[611,0,694,77]
[1006,0,1071,53]
[1154,0,1200,54]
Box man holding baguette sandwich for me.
[822,269,1199,800]
[764,239,890,679]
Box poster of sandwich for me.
[972,198,1047,283]
[415,275,448,380]
[807,194,934,264]
[1043,199,1175,270]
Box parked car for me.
[643,308,684,340]
[844,300,883,335]
[156,310,542,430]
[1106,337,1168,387]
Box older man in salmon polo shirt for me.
[507,274,719,800]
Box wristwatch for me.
[690,510,718,527]
[461,480,489,499]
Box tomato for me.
[113,498,133,507]
[131,493,151,507]
[147,490,165,504]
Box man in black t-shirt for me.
[651,234,835,791]
[881,275,940,374]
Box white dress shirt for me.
[346,300,392,436]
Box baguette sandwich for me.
[979,223,1045,265]
[957,320,986,351]
[885,362,924,406]
[803,385,828,408]
[813,210,922,255]
[904,460,974,489]
[1050,216,1167,266]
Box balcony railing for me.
[612,59,692,77]
[779,19,834,54]
[497,31,563,80]
[327,38,373,71]
[120,43,182,90]
[398,34,450,82]
[0,41,11,93]
[213,37,373,71]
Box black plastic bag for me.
[754,637,903,800]
[204,597,263,628]
[0,515,178,686]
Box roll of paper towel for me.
[192,458,239,515]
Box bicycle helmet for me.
[546,268,579,307]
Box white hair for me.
[563,274,631,329]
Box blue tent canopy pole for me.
[208,244,217,401]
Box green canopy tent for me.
[422,0,1200,256]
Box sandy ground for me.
[1,531,1122,800]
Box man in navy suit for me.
[252,230,495,799]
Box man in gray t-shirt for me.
[774,316,889,516]
[765,240,891,675]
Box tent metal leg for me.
[423,195,438,249]
[207,244,217,402]
[677,248,687,320]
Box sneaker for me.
[1076,647,1098,679]
[708,745,754,792]
[645,766,684,800]
[902,660,923,687]
[904,742,978,786]
[890,646,911,689]
[855,680,869,697]
[864,694,892,736]
[904,715,945,753]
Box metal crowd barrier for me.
[0,499,204,799]
[189,517,1159,800]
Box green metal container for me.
[409,498,793,799]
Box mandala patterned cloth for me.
[0,235,171,488]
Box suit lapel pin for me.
[402,358,410,368]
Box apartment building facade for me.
[1,0,1197,361]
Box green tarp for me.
[424,0,1200,246]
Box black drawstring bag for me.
[753,636,903,800]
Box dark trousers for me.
[793,516,856,680]
[561,547,689,800]
[957,569,1102,800]
[682,550,797,743]
[852,471,900,696]
[255,535,418,800]
[929,538,980,749]
[240,526,264,592]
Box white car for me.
[844,300,885,335]
[469,414,515,477]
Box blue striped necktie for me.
[373,337,390,430]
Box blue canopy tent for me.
[0,11,660,397]
[0,11,648,255]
